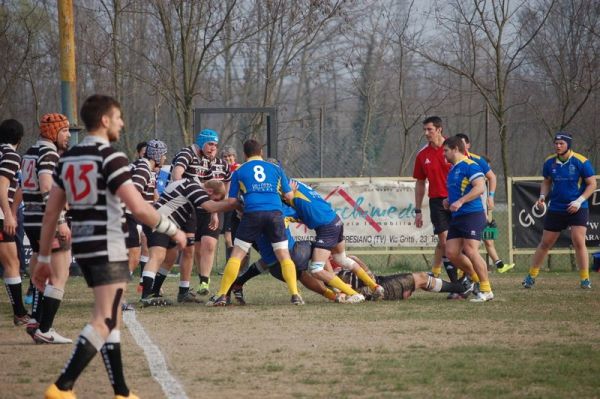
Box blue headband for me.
[554,132,572,149]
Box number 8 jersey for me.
[228,156,291,213]
[53,136,133,265]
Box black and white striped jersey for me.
[53,135,132,265]
[171,145,232,182]
[155,177,210,228]
[0,143,21,218]
[21,140,60,227]
[131,158,156,203]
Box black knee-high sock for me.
[152,270,168,296]
[56,324,104,391]
[439,280,465,293]
[141,271,155,299]
[100,330,129,396]
[4,277,27,316]
[39,285,64,333]
[235,262,262,286]
[31,286,44,320]
[443,257,458,282]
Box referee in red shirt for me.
[413,116,459,281]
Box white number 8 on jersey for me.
[253,165,266,182]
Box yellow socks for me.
[217,257,241,296]
[479,280,492,293]
[470,272,480,283]
[431,265,442,277]
[280,258,299,295]
[326,275,358,296]
[354,267,377,289]
[579,269,589,281]
[528,266,540,278]
[323,289,337,301]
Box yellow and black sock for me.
[528,266,540,278]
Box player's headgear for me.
[554,132,572,150]
[220,145,236,158]
[40,113,69,143]
[196,129,219,148]
[145,139,167,163]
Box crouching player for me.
[34,95,186,399]
[140,179,236,306]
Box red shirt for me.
[229,162,240,173]
[413,143,452,198]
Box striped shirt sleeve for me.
[132,162,152,194]
[38,148,59,175]
[187,181,210,208]
[173,148,193,170]
[0,149,21,181]
[102,147,132,194]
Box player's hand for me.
[57,223,71,243]
[171,229,187,249]
[449,200,463,212]
[534,197,546,211]
[33,261,51,291]
[3,213,16,236]
[442,198,449,209]
[209,212,219,230]
[567,197,584,214]
[289,179,298,192]
[415,213,423,228]
[487,196,495,210]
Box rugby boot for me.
[206,294,228,307]
[291,294,305,305]
[13,313,31,326]
[580,279,592,289]
[196,280,210,296]
[34,328,73,344]
[45,384,76,399]
[470,291,494,302]
[371,284,385,300]
[231,284,246,305]
[522,274,535,289]
[177,290,202,303]
[497,263,515,273]
[345,293,365,304]
[26,318,39,339]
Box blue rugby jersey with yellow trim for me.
[288,180,337,229]
[467,151,491,175]
[228,156,291,212]
[543,152,595,212]
[447,158,485,216]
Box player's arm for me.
[0,175,15,235]
[10,186,21,217]
[566,175,597,214]
[450,177,485,212]
[201,198,238,214]
[484,169,497,210]
[171,165,185,181]
[536,177,552,208]
[414,179,426,228]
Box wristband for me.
[57,218,66,225]
[574,195,585,206]
[414,208,422,214]
[37,254,51,263]
[154,214,178,236]
[539,194,545,200]
[488,192,495,198]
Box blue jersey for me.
[467,152,491,175]
[543,152,595,212]
[289,180,337,229]
[228,156,291,213]
[447,158,485,216]
[256,228,295,265]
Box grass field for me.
[1,267,599,399]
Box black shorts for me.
[125,214,141,249]
[314,215,344,250]
[79,260,130,288]
[230,212,241,239]
[269,241,312,282]
[429,197,451,235]
[143,225,176,250]
[0,219,16,243]
[543,208,589,232]
[221,211,234,234]
[235,210,287,245]
[183,212,196,235]
[195,210,220,240]
[447,212,487,241]
[24,226,71,253]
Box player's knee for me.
[234,238,252,253]
[271,240,288,251]
[308,261,326,273]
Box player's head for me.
[204,179,226,201]
[442,135,465,164]
[0,119,24,147]
[40,113,71,151]
[145,139,168,167]
[136,141,147,158]
[422,116,443,142]
[554,131,572,156]
[454,133,471,152]
[80,94,123,142]
[220,145,237,163]
[243,139,262,158]
[196,129,219,159]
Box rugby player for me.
[220,145,240,261]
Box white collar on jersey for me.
[82,135,110,144]
[36,139,57,151]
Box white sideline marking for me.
[123,311,189,399]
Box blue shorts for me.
[543,208,589,232]
[235,210,287,245]
[447,212,487,241]
[269,241,312,282]
[314,215,344,250]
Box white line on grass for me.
[123,311,189,399]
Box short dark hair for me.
[443,136,465,152]
[0,119,24,145]
[136,141,147,152]
[455,133,470,143]
[423,116,443,128]
[80,94,121,131]
[243,139,262,157]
